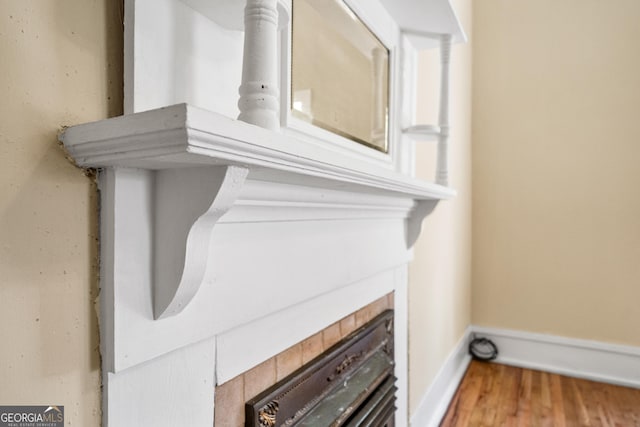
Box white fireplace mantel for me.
[62,103,454,321]
[60,0,465,425]
[60,101,455,426]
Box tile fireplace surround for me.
[59,0,464,425]
[215,294,394,426]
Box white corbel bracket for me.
[406,200,439,248]
[153,165,249,319]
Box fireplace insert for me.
[246,310,396,427]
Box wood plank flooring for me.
[440,361,640,427]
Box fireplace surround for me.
[60,103,449,425]
[58,0,465,425]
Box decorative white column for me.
[237,0,280,130]
[436,34,452,186]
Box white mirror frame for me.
[280,0,401,171]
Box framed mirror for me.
[291,0,390,152]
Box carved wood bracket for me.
[406,200,439,248]
[154,165,249,319]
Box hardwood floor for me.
[440,361,640,427]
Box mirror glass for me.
[291,0,389,152]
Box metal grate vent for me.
[246,310,396,427]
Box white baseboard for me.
[410,328,472,427]
[471,326,640,389]
[410,326,640,427]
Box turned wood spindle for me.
[238,0,280,130]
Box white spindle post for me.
[436,34,452,186]
[238,0,280,130]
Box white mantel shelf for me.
[62,103,455,202]
[61,102,454,326]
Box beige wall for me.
[408,0,473,415]
[472,0,640,346]
[0,1,122,425]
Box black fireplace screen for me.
[246,310,396,427]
